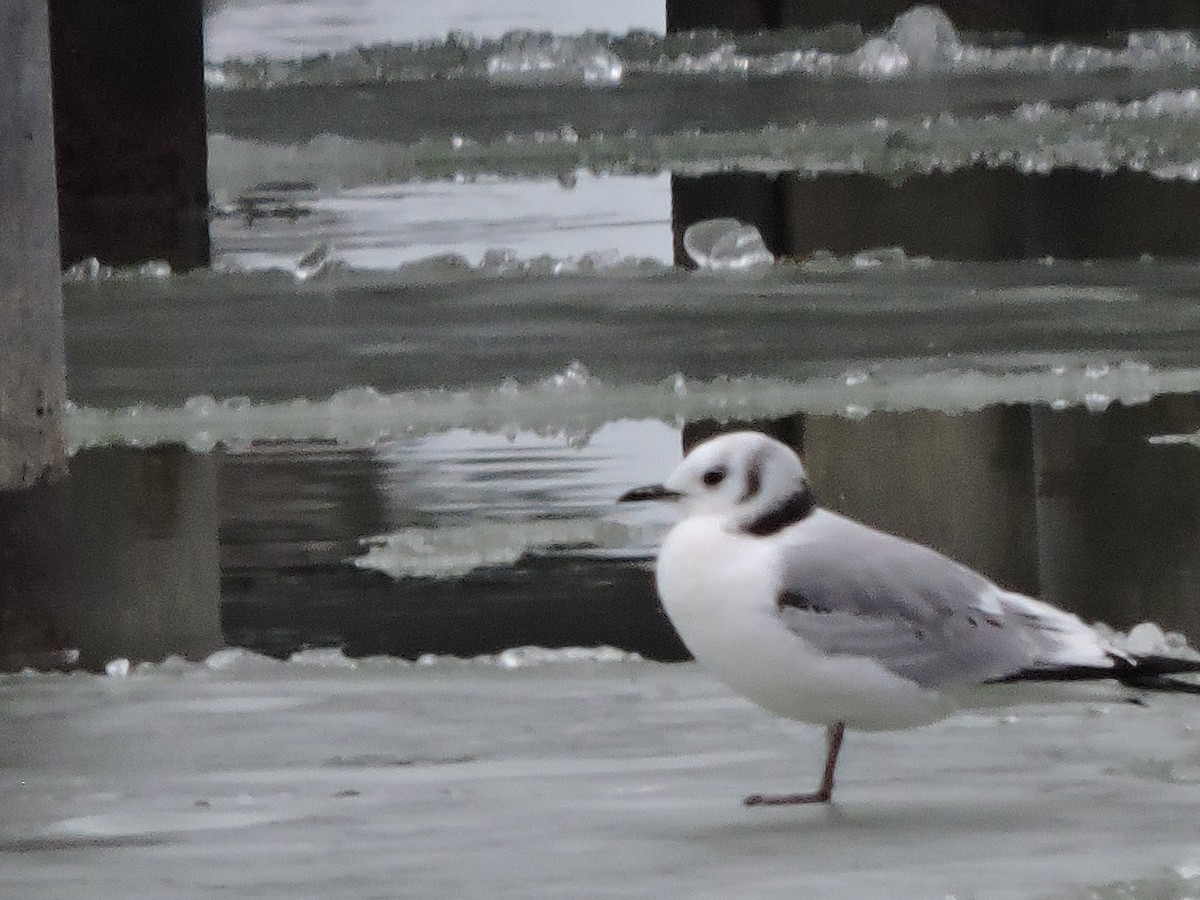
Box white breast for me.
[654,515,953,731]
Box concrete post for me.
[800,406,1040,595]
[779,169,1200,261]
[60,446,223,668]
[48,0,210,269]
[668,0,1200,34]
[1033,396,1200,636]
[675,169,1200,263]
[0,0,73,669]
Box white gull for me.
[620,430,1200,805]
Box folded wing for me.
[774,511,1117,690]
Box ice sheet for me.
[61,358,1200,453]
[5,651,1200,898]
[205,22,1200,84]
[206,86,1200,184]
[63,258,1200,413]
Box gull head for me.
[620,431,813,528]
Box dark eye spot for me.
[743,461,762,500]
[702,467,726,487]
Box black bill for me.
[618,484,683,503]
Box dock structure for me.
[667,0,1200,34]
[48,0,210,270]
[2,2,220,670]
[0,0,72,669]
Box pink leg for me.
[744,721,845,806]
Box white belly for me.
[655,517,953,732]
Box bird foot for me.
[743,790,832,806]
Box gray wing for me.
[775,512,1098,690]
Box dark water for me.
[52,395,1200,666]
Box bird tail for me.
[987,654,1200,695]
[1118,655,1200,695]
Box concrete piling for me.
[48,0,210,270]
[667,0,1200,34]
[0,0,73,669]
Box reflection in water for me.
[21,399,1200,666]
[800,405,1039,595]
[1034,396,1200,635]
[220,442,390,571]
[217,398,1200,660]
[221,421,685,659]
[209,174,672,272]
[61,446,222,668]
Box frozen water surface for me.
[207,85,1200,182]
[205,22,1200,85]
[62,259,1200,431]
[6,652,1200,899]
[485,34,625,86]
[62,360,1200,453]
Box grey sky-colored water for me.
[211,173,673,270]
[204,0,664,60]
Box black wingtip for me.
[618,484,681,503]
[1126,654,1200,676]
[1121,655,1200,694]
[1121,674,1200,695]
[987,653,1200,694]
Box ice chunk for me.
[293,242,332,282]
[849,37,911,78]
[1147,430,1200,447]
[351,519,633,579]
[104,658,131,678]
[666,43,750,75]
[479,247,523,273]
[1093,621,1200,660]
[1127,31,1200,69]
[486,33,623,86]
[493,645,641,668]
[63,256,113,283]
[203,647,279,673]
[137,260,172,279]
[682,218,774,271]
[542,359,598,392]
[288,647,360,668]
[847,6,961,79]
[888,5,962,69]
[850,246,930,269]
[203,63,228,89]
[413,645,642,668]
